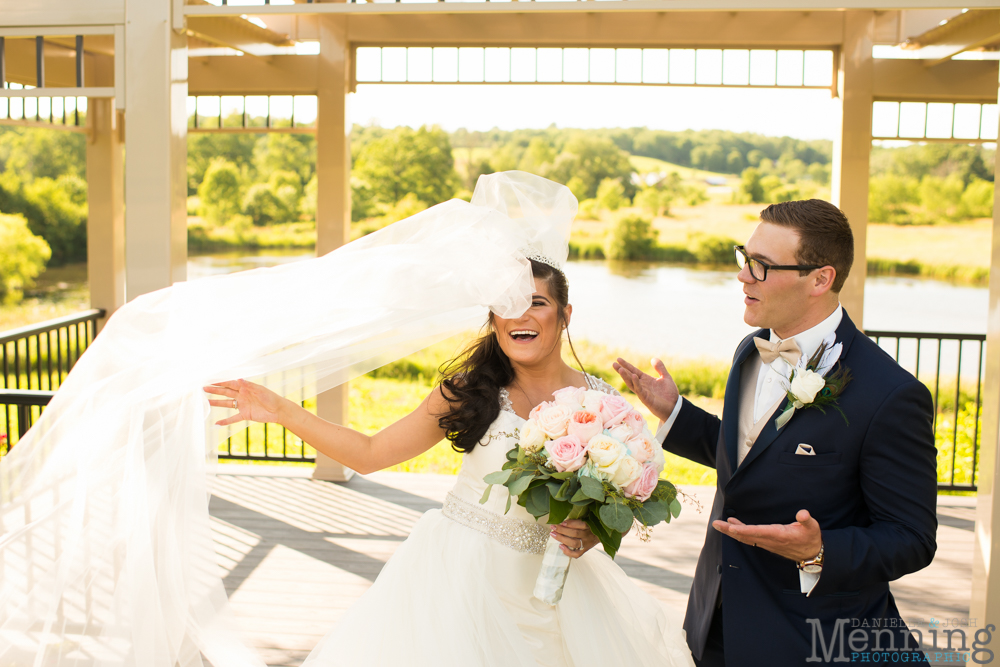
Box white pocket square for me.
[795,444,816,456]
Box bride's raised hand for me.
[204,379,285,426]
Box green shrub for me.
[568,241,606,260]
[605,213,658,261]
[0,212,50,304]
[198,158,243,226]
[959,177,993,219]
[634,186,672,217]
[689,234,739,264]
[577,198,602,220]
[596,178,627,211]
[739,167,765,203]
[242,183,286,226]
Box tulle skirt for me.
[302,509,694,667]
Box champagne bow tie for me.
[754,336,802,367]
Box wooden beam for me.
[901,8,1000,65]
[188,55,319,95]
[186,16,295,57]
[1,38,113,88]
[184,1,999,19]
[873,57,998,102]
[344,11,843,48]
[0,0,123,28]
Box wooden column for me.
[970,64,1000,632]
[312,14,355,483]
[830,11,874,327]
[123,0,188,300]
[85,97,125,327]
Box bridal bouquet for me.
[480,386,681,604]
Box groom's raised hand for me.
[612,357,679,422]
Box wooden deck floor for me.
[209,465,975,666]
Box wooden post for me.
[830,11,874,327]
[85,96,125,328]
[312,14,355,483]
[970,62,1000,633]
[123,0,188,300]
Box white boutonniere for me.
[776,334,852,430]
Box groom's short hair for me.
[759,199,854,293]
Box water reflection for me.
[187,253,988,364]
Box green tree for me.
[353,126,458,208]
[959,178,993,219]
[187,131,256,195]
[268,170,303,220]
[242,183,286,226]
[517,137,556,174]
[198,158,243,226]
[605,213,658,261]
[596,178,627,211]
[868,174,919,224]
[549,136,635,201]
[0,212,50,304]
[919,174,964,221]
[253,133,316,186]
[635,186,671,217]
[0,127,85,181]
[739,167,765,203]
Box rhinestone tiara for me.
[525,252,562,271]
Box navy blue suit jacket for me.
[664,311,937,665]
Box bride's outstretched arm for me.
[204,380,449,475]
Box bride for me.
[207,255,694,667]
[0,171,691,666]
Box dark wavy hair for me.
[437,260,584,453]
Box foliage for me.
[242,183,286,226]
[549,135,636,201]
[253,133,316,187]
[605,213,658,261]
[198,158,243,226]
[0,127,85,181]
[689,234,739,264]
[187,131,256,195]
[353,125,458,208]
[596,178,627,211]
[739,167,765,203]
[355,193,428,237]
[0,213,51,304]
[0,173,87,265]
[188,220,315,251]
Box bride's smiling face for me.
[493,279,571,367]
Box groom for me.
[614,200,938,666]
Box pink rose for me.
[528,400,557,423]
[606,423,633,444]
[547,434,588,472]
[552,386,586,409]
[567,410,604,443]
[626,433,656,464]
[535,404,573,439]
[624,462,659,501]
[599,394,633,428]
[622,410,645,438]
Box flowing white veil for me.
[0,172,577,666]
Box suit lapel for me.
[729,309,860,478]
[723,330,768,472]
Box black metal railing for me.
[867,330,985,492]
[0,310,104,455]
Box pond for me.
[187,251,988,364]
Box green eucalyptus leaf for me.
[549,471,574,480]
[525,484,551,519]
[669,498,683,519]
[546,480,563,497]
[554,479,571,501]
[480,484,492,505]
[570,487,592,504]
[483,470,513,486]
[507,473,534,498]
[599,499,635,533]
[504,490,512,515]
[579,475,606,502]
[547,498,572,525]
[632,500,671,526]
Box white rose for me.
[587,434,626,478]
[606,423,633,444]
[581,390,605,414]
[536,404,573,439]
[611,455,643,489]
[790,369,826,406]
[519,419,546,454]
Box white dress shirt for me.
[654,304,842,596]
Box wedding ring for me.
[577,538,584,551]
[232,398,238,410]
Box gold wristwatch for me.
[797,543,824,574]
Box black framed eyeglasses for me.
[734,245,824,282]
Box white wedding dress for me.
[302,375,695,667]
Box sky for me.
[350,84,842,141]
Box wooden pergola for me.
[2,0,1000,627]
